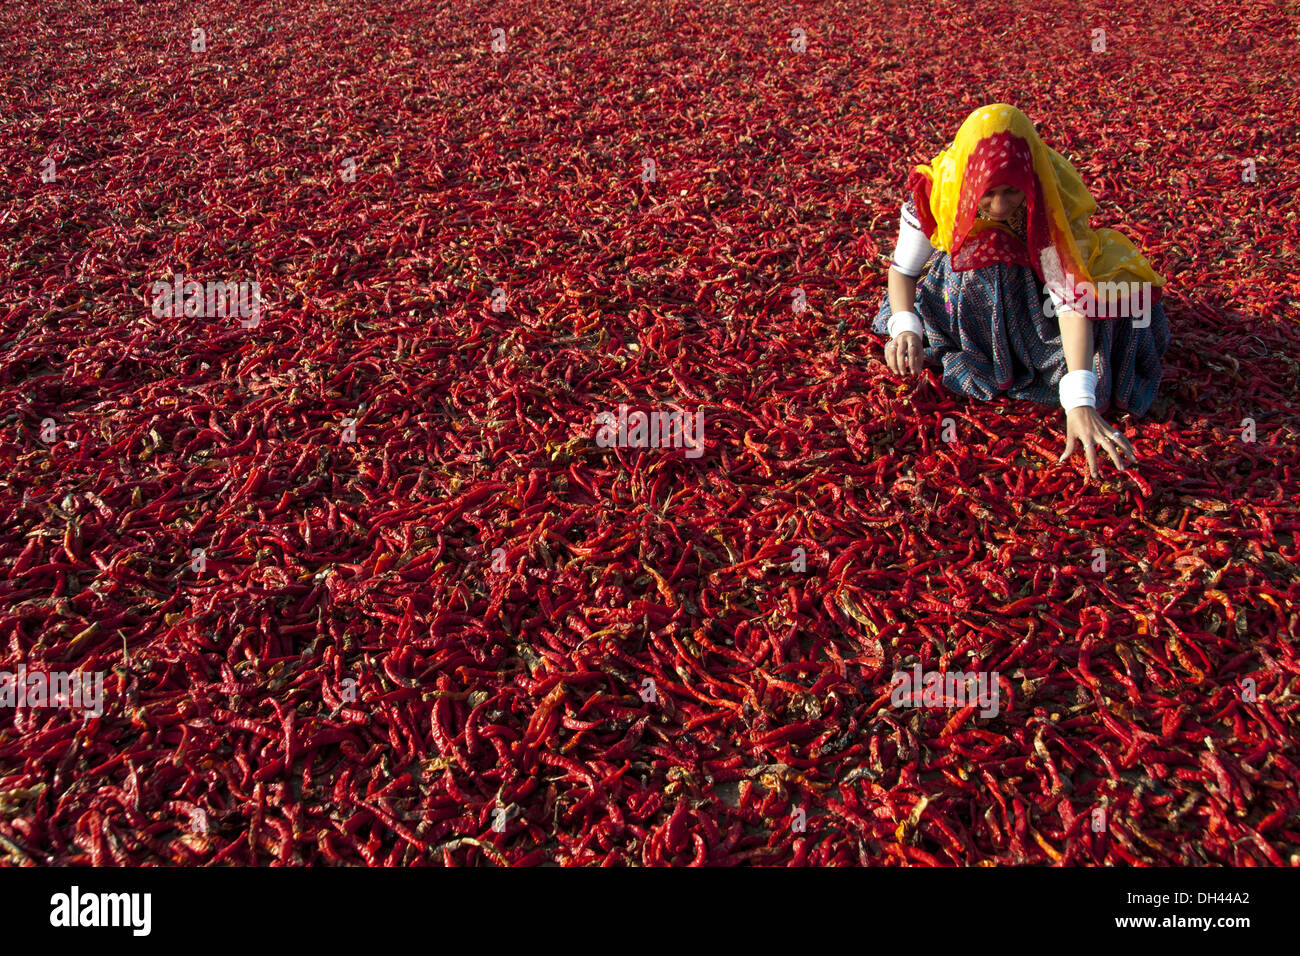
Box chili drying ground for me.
[1,0,1297,865]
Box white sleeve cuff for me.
[1047,285,1095,320]
[1047,287,1066,315]
[888,310,924,339]
[1047,286,1078,317]
[890,207,934,278]
[1059,369,1098,410]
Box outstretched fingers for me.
[1084,438,1100,479]
[1098,432,1135,472]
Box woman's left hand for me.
[1058,405,1137,478]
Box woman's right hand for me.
[884,331,924,376]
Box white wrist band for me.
[1059,369,1098,410]
[888,310,924,340]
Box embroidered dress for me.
[874,105,1171,417]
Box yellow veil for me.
[909,104,1165,310]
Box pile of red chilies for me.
[1,0,1297,865]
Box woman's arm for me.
[887,266,918,319]
[885,268,923,375]
[1057,307,1138,477]
[1058,306,1093,375]
[884,203,932,376]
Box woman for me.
[873,104,1170,478]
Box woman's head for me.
[979,185,1025,221]
[909,104,1160,309]
[904,105,1052,276]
